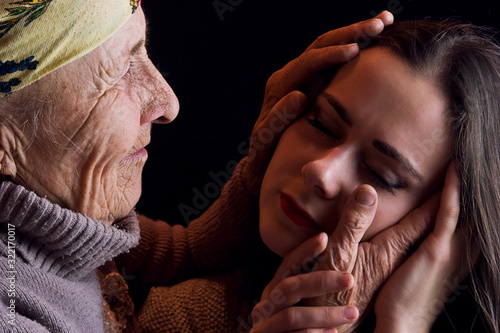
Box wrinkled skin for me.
[0,7,179,224]
[304,164,466,333]
[302,184,438,331]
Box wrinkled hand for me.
[242,11,394,197]
[303,182,440,333]
[250,233,359,333]
[374,163,468,333]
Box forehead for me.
[324,47,451,174]
[101,7,147,58]
[59,8,147,93]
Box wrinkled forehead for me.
[0,0,139,97]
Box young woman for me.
[254,20,500,332]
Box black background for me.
[138,0,500,226]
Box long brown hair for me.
[372,20,500,332]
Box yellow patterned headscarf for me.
[0,0,141,97]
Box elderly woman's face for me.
[10,7,179,223]
[260,48,451,257]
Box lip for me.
[125,147,148,160]
[280,193,319,230]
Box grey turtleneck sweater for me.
[0,181,140,332]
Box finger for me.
[244,91,308,197]
[261,232,329,300]
[264,44,359,113]
[318,185,377,272]
[253,271,354,319]
[251,305,358,333]
[434,161,461,241]
[373,10,395,26]
[372,190,441,262]
[254,90,307,135]
[305,11,394,51]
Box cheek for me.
[364,193,420,240]
[271,123,316,169]
[262,132,302,184]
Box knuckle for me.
[315,271,334,291]
[266,70,281,85]
[443,204,460,221]
[312,31,330,46]
[389,232,413,255]
[343,209,370,230]
[279,276,299,295]
[279,307,300,329]
[327,245,353,271]
[322,306,338,324]
[425,235,452,263]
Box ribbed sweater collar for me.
[0,181,140,281]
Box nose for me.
[301,147,352,199]
[140,58,180,125]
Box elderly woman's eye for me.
[127,60,135,71]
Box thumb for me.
[317,185,378,273]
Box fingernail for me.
[342,306,359,320]
[337,273,352,288]
[355,187,376,206]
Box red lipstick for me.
[280,193,318,230]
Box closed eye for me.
[363,162,406,196]
[307,118,341,140]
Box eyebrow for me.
[321,92,352,127]
[130,18,150,56]
[130,39,145,56]
[320,92,423,182]
[373,140,424,182]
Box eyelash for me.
[307,115,405,196]
[363,162,405,196]
[127,60,135,73]
[307,118,341,140]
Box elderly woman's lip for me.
[125,147,148,160]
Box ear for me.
[0,124,21,178]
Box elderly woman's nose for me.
[140,59,180,124]
[301,148,351,199]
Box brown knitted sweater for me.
[116,158,280,332]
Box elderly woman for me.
[0,0,395,332]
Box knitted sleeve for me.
[134,269,257,333]
[115,158,262,291]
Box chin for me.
[260,226,294,258]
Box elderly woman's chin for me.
[71,173,143,225]
[87,156,148,224]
